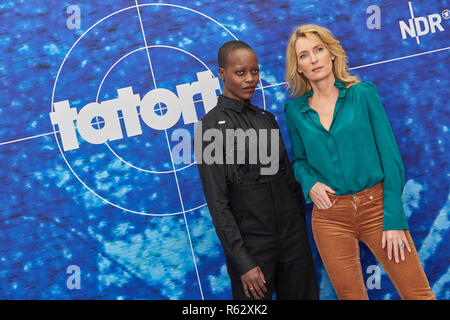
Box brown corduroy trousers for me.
[311,182,436,300]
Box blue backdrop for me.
[0,0,448,299]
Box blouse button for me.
[369,195,373,200]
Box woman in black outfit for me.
[195,40,318,300]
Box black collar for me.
[217,94,252,113]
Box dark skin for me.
[219,48,259,104]
[218,48,267,300]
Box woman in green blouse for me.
[284,24,435,300]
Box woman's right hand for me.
[240,266,267,300]
[309,182,336,209]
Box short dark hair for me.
[218,40,254,69]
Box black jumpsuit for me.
[195,95,318,299]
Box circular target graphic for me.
[51,3,266,216]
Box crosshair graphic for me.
[51,3,266,217]
[50,2,268,300]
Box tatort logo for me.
[399,1,446,44]
[50,71,220,151]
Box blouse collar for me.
[297,78,348,113]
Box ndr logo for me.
[50,71,220,151]
[399,2,446,44]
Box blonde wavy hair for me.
[285,24,359,97]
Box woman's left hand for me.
[382,230,412,263]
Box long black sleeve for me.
[194,121,257,276]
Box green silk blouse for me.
[284,79,409,230]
